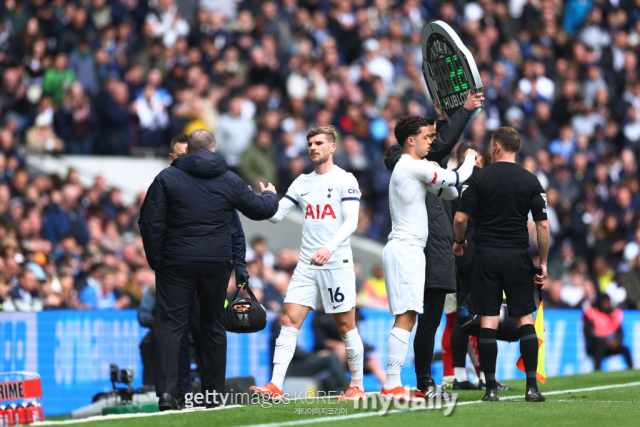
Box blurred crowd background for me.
[1,0,640,314]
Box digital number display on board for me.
[422,21,483,119]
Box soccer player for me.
[381,115,476,400]
[250,126,365,401]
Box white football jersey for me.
[387,154,475,247]
[285,166,360,269]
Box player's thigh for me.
[382,242,426,316]
[502,250,536,317]
[469,247,503,316]
[284,266,320,317]
[315,267,356,314]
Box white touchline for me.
[37,405,243,426]
[35,381,640,426]
[253,381,640,427]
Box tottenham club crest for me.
[327,188,333,198]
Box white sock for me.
[271,325,299,390]
[454,367,468,383]
[479,371,486,383]
[341,328,364,390]
[384,327,411,389]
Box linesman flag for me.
[516,299,546,383]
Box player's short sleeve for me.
[284,179,299,206]
[530,178,547,221]
[458,173,477,215]
[340,173,361,201]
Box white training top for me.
[387,154,476,247]
[269,165,360,269]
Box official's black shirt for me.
[458,162,547,249]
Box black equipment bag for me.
[225,283,267,333]
[457,294,519,342]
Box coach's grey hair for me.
[188,129,216,153]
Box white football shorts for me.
[383,239,426,316]
[284,265,356,313]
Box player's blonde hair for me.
[306,125,338,143]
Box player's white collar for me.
[312,164,338,176]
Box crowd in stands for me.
[1,0,640,311]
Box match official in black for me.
[453,126,549,402]
[139,129,278,410]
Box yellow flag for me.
[516,300,546,383]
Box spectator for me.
[25,105,65,154]
[99,82,131,155]
[42,53,75,106]
[356,264,388,309]
[7,264,45,311]
[543,280,571,309]
[0,271,14,311]
[134,84,170,148]
[239,129,278,189]
[41,183,89,247]
[145,0,190,48]
[54,82,96,154]
[215,96,256,170]
[79,267,127,309]
[583,294,633,371]
[68,38,99,97]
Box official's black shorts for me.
[469,246,536,317]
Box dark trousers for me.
[414,288,448,380]
[177,294,201,396]
[587,339,633,371]
[140,330,156,386]
[155,261,231,398]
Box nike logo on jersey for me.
[332,303,343,310]
[301,192,310,196]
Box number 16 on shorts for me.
[327,287,345,304]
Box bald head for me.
[187,129,216,153]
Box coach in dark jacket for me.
[139,129,278,410]
[384,92,483,393]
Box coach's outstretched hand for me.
[259,182,276,194]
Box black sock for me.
[478,328,498,390]
[518,324,539,389]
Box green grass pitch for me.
[42,370,640,427]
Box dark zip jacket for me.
[139,150,278,270]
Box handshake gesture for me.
[249,182,276,194]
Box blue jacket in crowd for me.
[138,149,278,270]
